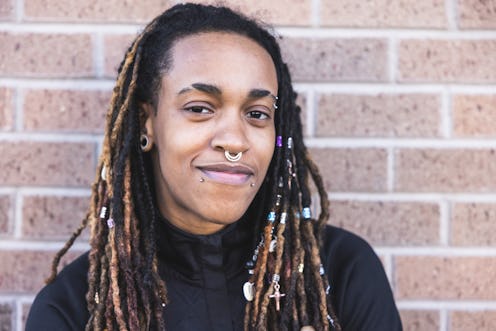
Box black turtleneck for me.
[156,216,253,330]
[26,220,402,330]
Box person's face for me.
[143,32,278,235]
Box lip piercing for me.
[200,177,205,182]
[225,150,242,162]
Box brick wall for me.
[0,0,495,330]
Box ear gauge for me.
[140,134,152,151]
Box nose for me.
[211,111,250,154]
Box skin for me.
[143,32,278,235]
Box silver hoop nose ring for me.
[225,150,242,162]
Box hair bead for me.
[302,207,311,220]
[99,206,108,219]
[107,218,115,229]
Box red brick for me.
[103,34,137,78]
[0,303,12,331]
[0,195,12,235]
[316,93,440,137]
[321,0,446,28]
[192,0,313,26]
[22,195,90,239]
[451,203,496,246]
[398,40,496,83]
[23,89,110,133]
[450,310,496,331]
[280,38,388,82]
[395,149,496,192]
[0,250,82,293]
[311,148,388,192]
[330,201,440,245]
[396,256,496,299]
[0,87,14,131]
[0,142,95,187]
[453,94,496,137]
[22,303,31,331]
[24,0,312,25]
[24,0,173,22]
[0,0,14,21]
[459,0,496,29]
[106,38,388,84]
[296,92,308,136]
[0,32,93,78]
[399,310,440,331]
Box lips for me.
[197,163,254,185]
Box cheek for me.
[154,128,192,178]
[255,131,276,172]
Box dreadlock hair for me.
[47,3,342,331]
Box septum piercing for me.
[225,150,242,162]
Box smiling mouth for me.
[198,164,253,185]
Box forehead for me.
[162,31,278,93]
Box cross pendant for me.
[269,287,286,311]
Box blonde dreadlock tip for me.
[300,326,315,331]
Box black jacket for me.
[26,218,402,330]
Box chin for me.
[198,194,254,223]
[208,212,246,225]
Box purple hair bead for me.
[276,136,283,147]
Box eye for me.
[247,110,270,120]
[184,105,213,114]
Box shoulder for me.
[321,225,384,276]
[321,225,376,262]
[25,252,90,331]
[320,225,403,331]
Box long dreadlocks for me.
[47,3,342,330]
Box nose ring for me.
[225,150,242,162]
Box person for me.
[25,3,402,331]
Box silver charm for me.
[99,206,107,219]
[280,212,287,224]
[269,279,285,311]
[269,239,277,252]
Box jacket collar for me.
[155,215,254,285]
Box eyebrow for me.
[178,83,222,96]
[248,88,277,101]
[178,83,277,100]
